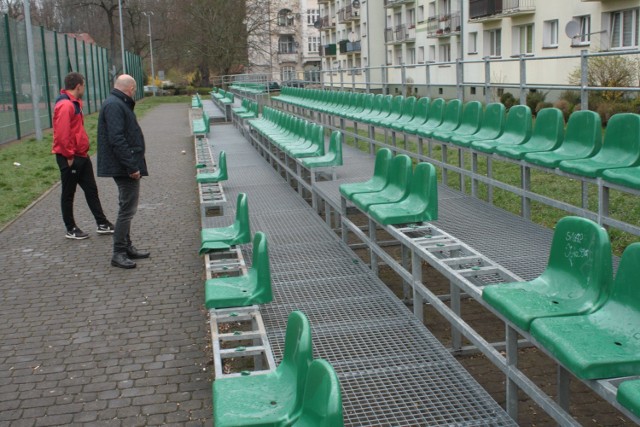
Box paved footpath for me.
[0,104,212,426]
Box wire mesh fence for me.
[0,13,144,145]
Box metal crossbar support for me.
[210,305,277,379]
[203,248,247,280]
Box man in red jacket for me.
[52,72,113,239]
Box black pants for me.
[113,177,140,254]
[56,154,108,230]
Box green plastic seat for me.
[339,148,393,200]
[290,359,344,427]
[417,99,462,138]
[362,95,393,125]
[388,97,417,131]
[351,154,412,212]
[199,193,251,254]
[376,95,407,127]
[351,94,383,122]
[471,105,531,153]
[345,93,372,120]
[368,162,438,225]
[213,311,312,427]
[196,151,228,183]
[602,165,640,190]
[530,243,640,380]
[301,131,343,168]
[432,101,483,142]
[482,216,613,331]
[449,102,505,147]
[412,98,446,136]
[618,380,640,418]
[525,110,602,169]
[559,113,640,178]
[400,97,430,133]
[204,231,272,309]
[495,108,564,160]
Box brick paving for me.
[0,104,211,426]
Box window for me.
[439,43,451,62]
[486,29,501,57]
[408,9,416,27]
[396,48,403,65]
[307,9,319,25]
[418,46,425,62]
[278,9,294,27]
[440,0,451,15]
[429,45,436,62]
[281,66,296,81]
[610,8,639,49]
[543,20,558,48]
[428,2,436,19]
[308,36,320,53]
[571,15,591,45]
[418,6,425,23]
[515,24,534,55]
[468,32,478,54]
[279,36,296,53]
[408,47,416,64]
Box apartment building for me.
[247,0,322,82]
[317,0,639,94]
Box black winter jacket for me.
[97,89,148,177]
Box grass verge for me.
[0,95,190,229]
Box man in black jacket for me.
[97,74,150,269]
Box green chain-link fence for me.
[0,13,143,144]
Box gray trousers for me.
[113,177,140,254]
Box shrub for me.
[569,56,638,102]
[526,91,547,115]
[500,92,517,111]
[554,99,574,121]
[596,101,636,126]
[559,90,581,105]
[535,102,554,115]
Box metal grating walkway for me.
[206,124,516,426]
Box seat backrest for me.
[369,94,384,114]
[442,99,463,125]
[531,108,564,146]
[390,95,404,115]
[503,104,532,138]
[608,242,640,307]
[458,101,483,132]
[479,102,505,134]
[424,98,445,126]
[292,359,344,427]
[409,162,438,220]
[251,232,272,298]
[412,97,431,121]
[373,148,393,181]
[379,95,394,115]
[360,94,374,112]
[233,193,251,245]
[543,216,613,306]
[328,131,343,165]
[598,113,640,164]
[400,96,417,119]
[279,311,313,412]
[562,110,602,155]
[217,151,228,180]
[388,154,413,192]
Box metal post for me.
[4,14,21,140]
[558,365,571,412]
[82,41,91,113]
[519,54,526,106]
[40,27,52,128]
[522,164,531,219]
[90,43,98,110]
[401,63,406,96]
[339,65,344,91]
[54,32,61,89]
[411,250,424,321]
[118,0,126,73]
[506,325,519,422]
[456,57,463,101]
[401,245,410,302]
[580,49,588,111]
[382,64,387,94]
[484,56,491,104]
[450,281,461,352]
[365,66,370,93]
[143,11,156,96]
[24,0,43,140]
[425,62,431,99]
[369,218,378,275]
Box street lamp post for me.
[142,11,156,96]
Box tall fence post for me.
[382,64,388,94]
[365,66,370,93]
[25,0,43,140]
[339,65,344,90]
[5,14,21,140]
[351,66,356,91]
[519,54,526,105]
[456,57,463,101]
[40,26,53,128]
[82,41,91,114]
[484,56,491,104]
[401,63,406,96]
[425,62,431,99]
[580,49,588,112]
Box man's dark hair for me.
[64,72,85,90]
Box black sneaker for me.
[66,227,89,240]
[97,222,115,235]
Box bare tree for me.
[0,0,24,19]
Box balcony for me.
[320,44,337,56]
[317,0,331,4]
[385,24,415,43]
[384,0,416,8]
[277,50,298,64]
[426,12,461,38]
[339,40,362,53]
[321,15,335,29]
[469,0,535,21]
[275,25,296,35]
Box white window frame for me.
[408,47,416,64]
[408,9,416,28]
[610,8,639,49]
[573,15,591,46]
[281,66,296,81]
[543,20,558,48]
[468,32,478,54]
[514,24,534,55]
[308,36,320,53]
[418,46,425,63]
[439,43,451,63]
[486,29,501,57]
[307,9,319,25]
[418,6,425,23]
[428,45,436,62]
